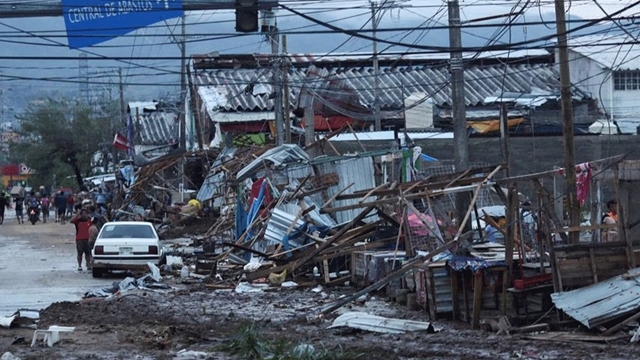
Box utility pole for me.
[500,103,510,176]
[266,10,284,146]
[282,34,291,144]
[448,0,470,229]
[179,15,187,150]
[118,67,126,164]
[554,0,579,243]
[371,1,381,131]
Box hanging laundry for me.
[558,162,591,206]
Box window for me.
[99,224,157,239]
[614,71,640,91]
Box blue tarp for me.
[245,181,266,243]
[421,154,438,162]
[235,190,247,241]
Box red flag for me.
[113,133,130,151]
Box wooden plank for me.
[292,205,375,273]
[496,155,624,184]
[472,271,484,329]
[451,268,459,321]
[321,182,355,209]
[375,206,400,228]
[523,331,629,343]
[341,164,502,199]
[359,182,390,204]
[532,179,568,243]
[552,223,618,233]
[589,247,598,284]
[602,310,640,335]
[453,165,503,243]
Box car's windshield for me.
[99,224,156,239]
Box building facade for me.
[565,34,640,133]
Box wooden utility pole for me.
[554,0,579,243]
[118,67,126,163]
[282,35,291,143]
[179,15,187,149]
[371,0,381,131]
[448,0,470,230]
[500,103,510,176]
[266,10,284,146]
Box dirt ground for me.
[3,219,640,359]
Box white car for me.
[91,221,165,278]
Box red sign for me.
[1,164,19,176]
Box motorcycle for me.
[28,206,40,225]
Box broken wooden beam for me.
[311,235,461,317]
[602,310,640,336]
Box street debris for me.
[1,352,21,360]
[329,312,435,334]
[552,267,640,330]
[0,310,38,329]
[83,264,171,299]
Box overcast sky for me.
[0,0,637,112]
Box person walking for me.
[71,209,92,271]
[66,194,75,219]
[40,194,50,223]
[14,197,24,224]
[0,192,8,224]
[54,191,67,224]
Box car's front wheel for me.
[92,267,104,278]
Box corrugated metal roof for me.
[551,267,640,329]
[193,50,551,69]
[280,49,550,64]
[316,157,377,224]
[197,147,239,203]
[132,111,179,146]
[568,34,640,71]
[193,60,578,117]
[261,208,308,253]
[237,144,309,181]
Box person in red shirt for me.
[71,209,92,271]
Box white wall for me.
[611,88,640,119]
[566,49,640,120]
[566,50,611,116]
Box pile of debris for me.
[133,143,506,295]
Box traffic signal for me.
[235,0,259,33]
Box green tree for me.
[10,98,118,190]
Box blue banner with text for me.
[62,0,183,49]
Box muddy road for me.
[2,217,640,359]
[0,216,110,315]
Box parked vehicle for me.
[91,221,165,278]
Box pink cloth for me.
[576,163,591,206]
[407,213,441,237]
[557,162,591,206]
